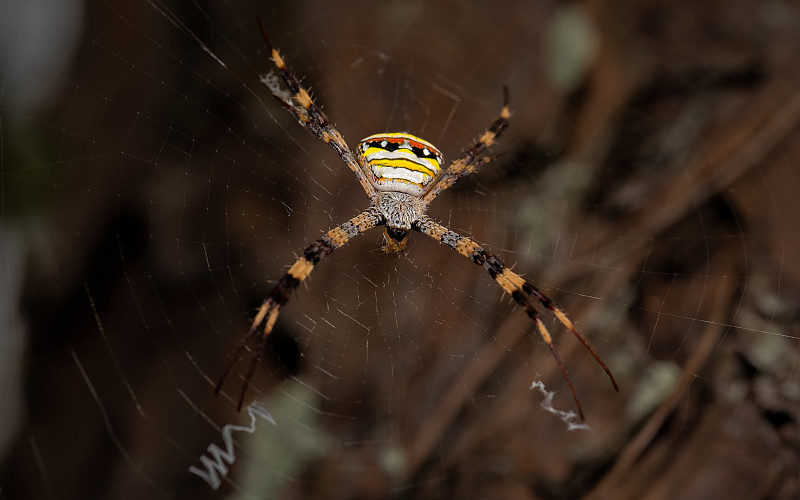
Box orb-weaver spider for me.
[216,24,618,419]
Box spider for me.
[216,24,619,419]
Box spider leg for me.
[258,20,376,197]
[423,87,510,203]
[413,216,618,420]
[216,208,385,410]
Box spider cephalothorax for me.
[215,24,618,419]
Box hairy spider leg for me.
[413,216,618,419]
[422,87,510,203]
[216,209,385,410]
[257,20,375,197]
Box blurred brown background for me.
[0,0,798,499]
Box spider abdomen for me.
[357,133,443,196]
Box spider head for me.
[357,133,443,196]
[373,191,427,232]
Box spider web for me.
[1,1,798,499]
